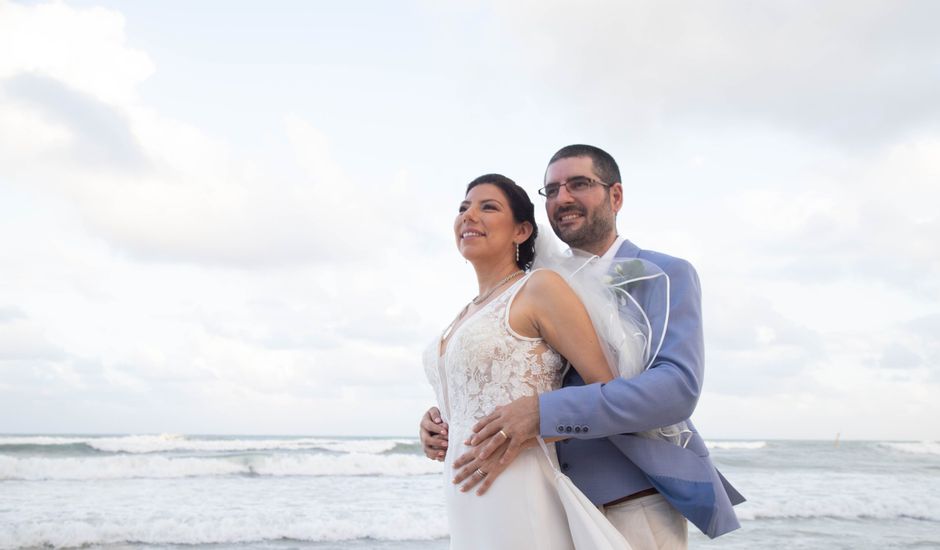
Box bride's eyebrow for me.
[459,198,505,209]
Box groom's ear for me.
[609,182,624,214]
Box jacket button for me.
[556,425,565,433]
[561,462,569,470]
[582,426,590,434]
[565,426,573,433]
[574,426,582,433]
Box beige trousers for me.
[603,494,689,550]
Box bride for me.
[423,173,634,549]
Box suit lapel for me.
[615,239,641,259]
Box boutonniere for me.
[604,259,644,288]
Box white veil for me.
[531,227,691,447]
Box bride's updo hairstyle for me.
[466,174,538,270]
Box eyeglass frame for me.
[538,176,612,199]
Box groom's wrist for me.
[537,392,558,438]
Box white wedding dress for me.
[423,273,578,549]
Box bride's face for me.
[454,183,521,265]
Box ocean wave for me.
[385,441,424,455]
[0,442,101,456]
[0,452,442,481]
[0,436,94,448]
[878,441,940,456]
[0,434,419,455]
[0,510,449,549]
[736,503,940,523]
[313,439,417,454]
[724,468,940,523]
[706,441,767,450]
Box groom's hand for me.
[419,406,448,461]
[468,394,540,465]
[452,437,536,495]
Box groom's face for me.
[544,156,622,251]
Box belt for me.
[604,487,659,507]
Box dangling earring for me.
[515,243,520,264]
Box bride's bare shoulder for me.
[518,269,573,300]
[508,269,569,337]
[526,268,567,287]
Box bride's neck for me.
[471,257,522,297]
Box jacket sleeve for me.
[539,256,704,437]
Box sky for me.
[0,0,938,439]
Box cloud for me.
[694,135,940,300]
[0,2,435,269]
[906,313,940,338]
[903,314,940,370]
[490,0,940,146]
[763,198,940,295]
[878,342,923,370]
[707,294,823,352]
[0,93,442,268]
[0,86,377,267]
[0,306,26,323]
[3,73,147,169]
[703,289,827,395]
[0,310,65,362]
[0,0,153,103]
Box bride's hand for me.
[419,406,448,461]
[452,436,536,495]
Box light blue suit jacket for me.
[539,240,744,538]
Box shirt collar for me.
[566,235,624,261]
[601,235,625,261]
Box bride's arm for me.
[511,269,614,384]
[452,272,610,494]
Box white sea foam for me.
[0,510,449,549]
[0,434,417,454]
[0,452,442,480]
[311,439,415,454]
[706,441,767,450]
[878,441,940,456]
[734,494,940,522]
[0,435,91,446]
[727,468,940,523]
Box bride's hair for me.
[466,174,538,270]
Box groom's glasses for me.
[538,176,611,199]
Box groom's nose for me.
[554,183,577,203]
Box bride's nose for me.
[462,205,479,222]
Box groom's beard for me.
[550,196,616,252]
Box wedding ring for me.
[498,429,509,440]
[474,468,488,479]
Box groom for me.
[420,144,743,548]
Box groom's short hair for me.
[548,144,621,186]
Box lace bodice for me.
[423,274,565,440]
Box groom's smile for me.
[554,205,587,227]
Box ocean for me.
[0,435,937,549]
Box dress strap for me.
[501,269,545,342]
